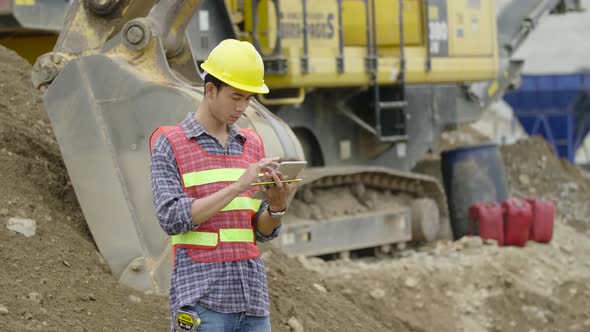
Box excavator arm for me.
[468,0,580,108]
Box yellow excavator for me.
[0,0,575,293]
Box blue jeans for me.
[180,304,271,332]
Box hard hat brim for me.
[201,64,270,95]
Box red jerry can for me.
[502,199,533,247]
[468,202,504,245]
[526,199,555,243]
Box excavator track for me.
[279,166,451,257]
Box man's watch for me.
[267,206,286,218]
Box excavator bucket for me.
[36,0,303,293]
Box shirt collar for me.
[180,113,246,142]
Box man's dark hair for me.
[204,74,227,95]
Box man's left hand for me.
[260,170,297,211]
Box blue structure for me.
[504,74,590,162]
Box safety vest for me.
[149,125,264,263]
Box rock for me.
[569,288,578,296]
[312,283,327,293]
[277,297,296,317]
[128,295,141,303]
[0,304,8,315]
[560,244,574,254]
[82,294,97,302]
[28,292,43,305]
[63,260,71,268]
[519,174,530,186]
[0,208,8,217]
[510,321,517,327]
[404,277,418,289]
[5,217,36,237]
[460,236,483,249]
[309,205,324,220]
[483,239,499,246]
[287,316,304,332]
[341,288,353,296]
[400,249,415,257]
[261,251,272,260]
[534,310,549,324]
[369,288,386,299]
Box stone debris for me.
[5,217,36,237]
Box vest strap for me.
[172,228,255,247]
[222,197,262,213]
[182,168,246,187]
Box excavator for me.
[0,0,577,293]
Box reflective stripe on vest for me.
[182,168,246,187]
[172,228,255,247]
[222,197,262,212]
[181,168,262,212]
[182,168,265,188]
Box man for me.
[150,39,295,332]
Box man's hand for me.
[260,170,297,211]
[234,157,280,193]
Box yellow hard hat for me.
[201,39,269,94]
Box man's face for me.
[206,83,254,125]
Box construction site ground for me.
[1,45,590,332]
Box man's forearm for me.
[256,210,282,236]
[190,183,242,226]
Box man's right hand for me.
[234,157,280,193]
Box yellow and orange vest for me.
[150,125,264,263]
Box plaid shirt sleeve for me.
[150,135,195,235]
[252,200,281,242]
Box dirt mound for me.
[263,245,390,331]
[501,137,590,224]
[300,222,590,332]
[0,45,87,238]
[0,45,168,331]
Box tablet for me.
[252,161,307,185]
[272,160,307,180]
[251,160,306,198]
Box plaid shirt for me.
[150,113,279,329]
